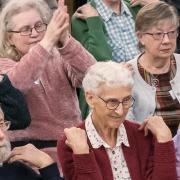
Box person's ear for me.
[6,33,15,46]
[136,31,145,46]
[85,91,95,109]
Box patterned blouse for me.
[85,114,131,180]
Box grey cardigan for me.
[126,53,180,123]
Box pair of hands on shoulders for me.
[64,116,172,155]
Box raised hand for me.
[139,116,172,143]
[40,0,69,51]
[58,0,67,12]
[64,127,89,154]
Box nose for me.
[162,33,170,43]
[114,103,124,116]
[30,27,39,37]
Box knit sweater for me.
[0,37,96,142]
[58,120,177,180]
[0,162,62,180]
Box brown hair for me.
[135,1,179,50]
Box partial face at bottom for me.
[0,110,11,163]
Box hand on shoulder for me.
[139,116,172,143]
[74,4,99,20]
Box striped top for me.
[138,57,180,128]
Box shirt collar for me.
[85,114,130,149]
[94,0,133,22]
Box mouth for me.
[28,40,40,45]
[109,115,123,120]
[160,48,171,52]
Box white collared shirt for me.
[85,114,131,180]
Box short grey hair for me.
[0,0,52,61]
[135,1,179,51]
[82,61,134,94]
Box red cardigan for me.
[57,120,177,180]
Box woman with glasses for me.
[127,1,180,135]
[0,0,95,161]
[58,61,177,180]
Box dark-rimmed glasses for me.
[8,22,47,36]
[0,121,11,131]
[97,96,134,110]
[144,29,178,40]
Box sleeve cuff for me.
[58,36,79,55]
[39,163,60,179]
[31,43,53,60]
[154,140,176,163]
[73,151,97,173]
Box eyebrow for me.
[105,95,131,101]
[19,21,43,28]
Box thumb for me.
[74,12,86,20]
[131,1,140,7]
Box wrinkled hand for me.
[8,144,54,169]
[130,0,159,7]
[64,127,89,154]
[74,4,99,20]
[40,0,69,50]
[139,116,172,143]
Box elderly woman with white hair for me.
[58,61,177,180]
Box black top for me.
[0,74,31,130]
[0,161,63,180]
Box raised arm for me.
[1,1,70,91]
[58,127,103,180]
